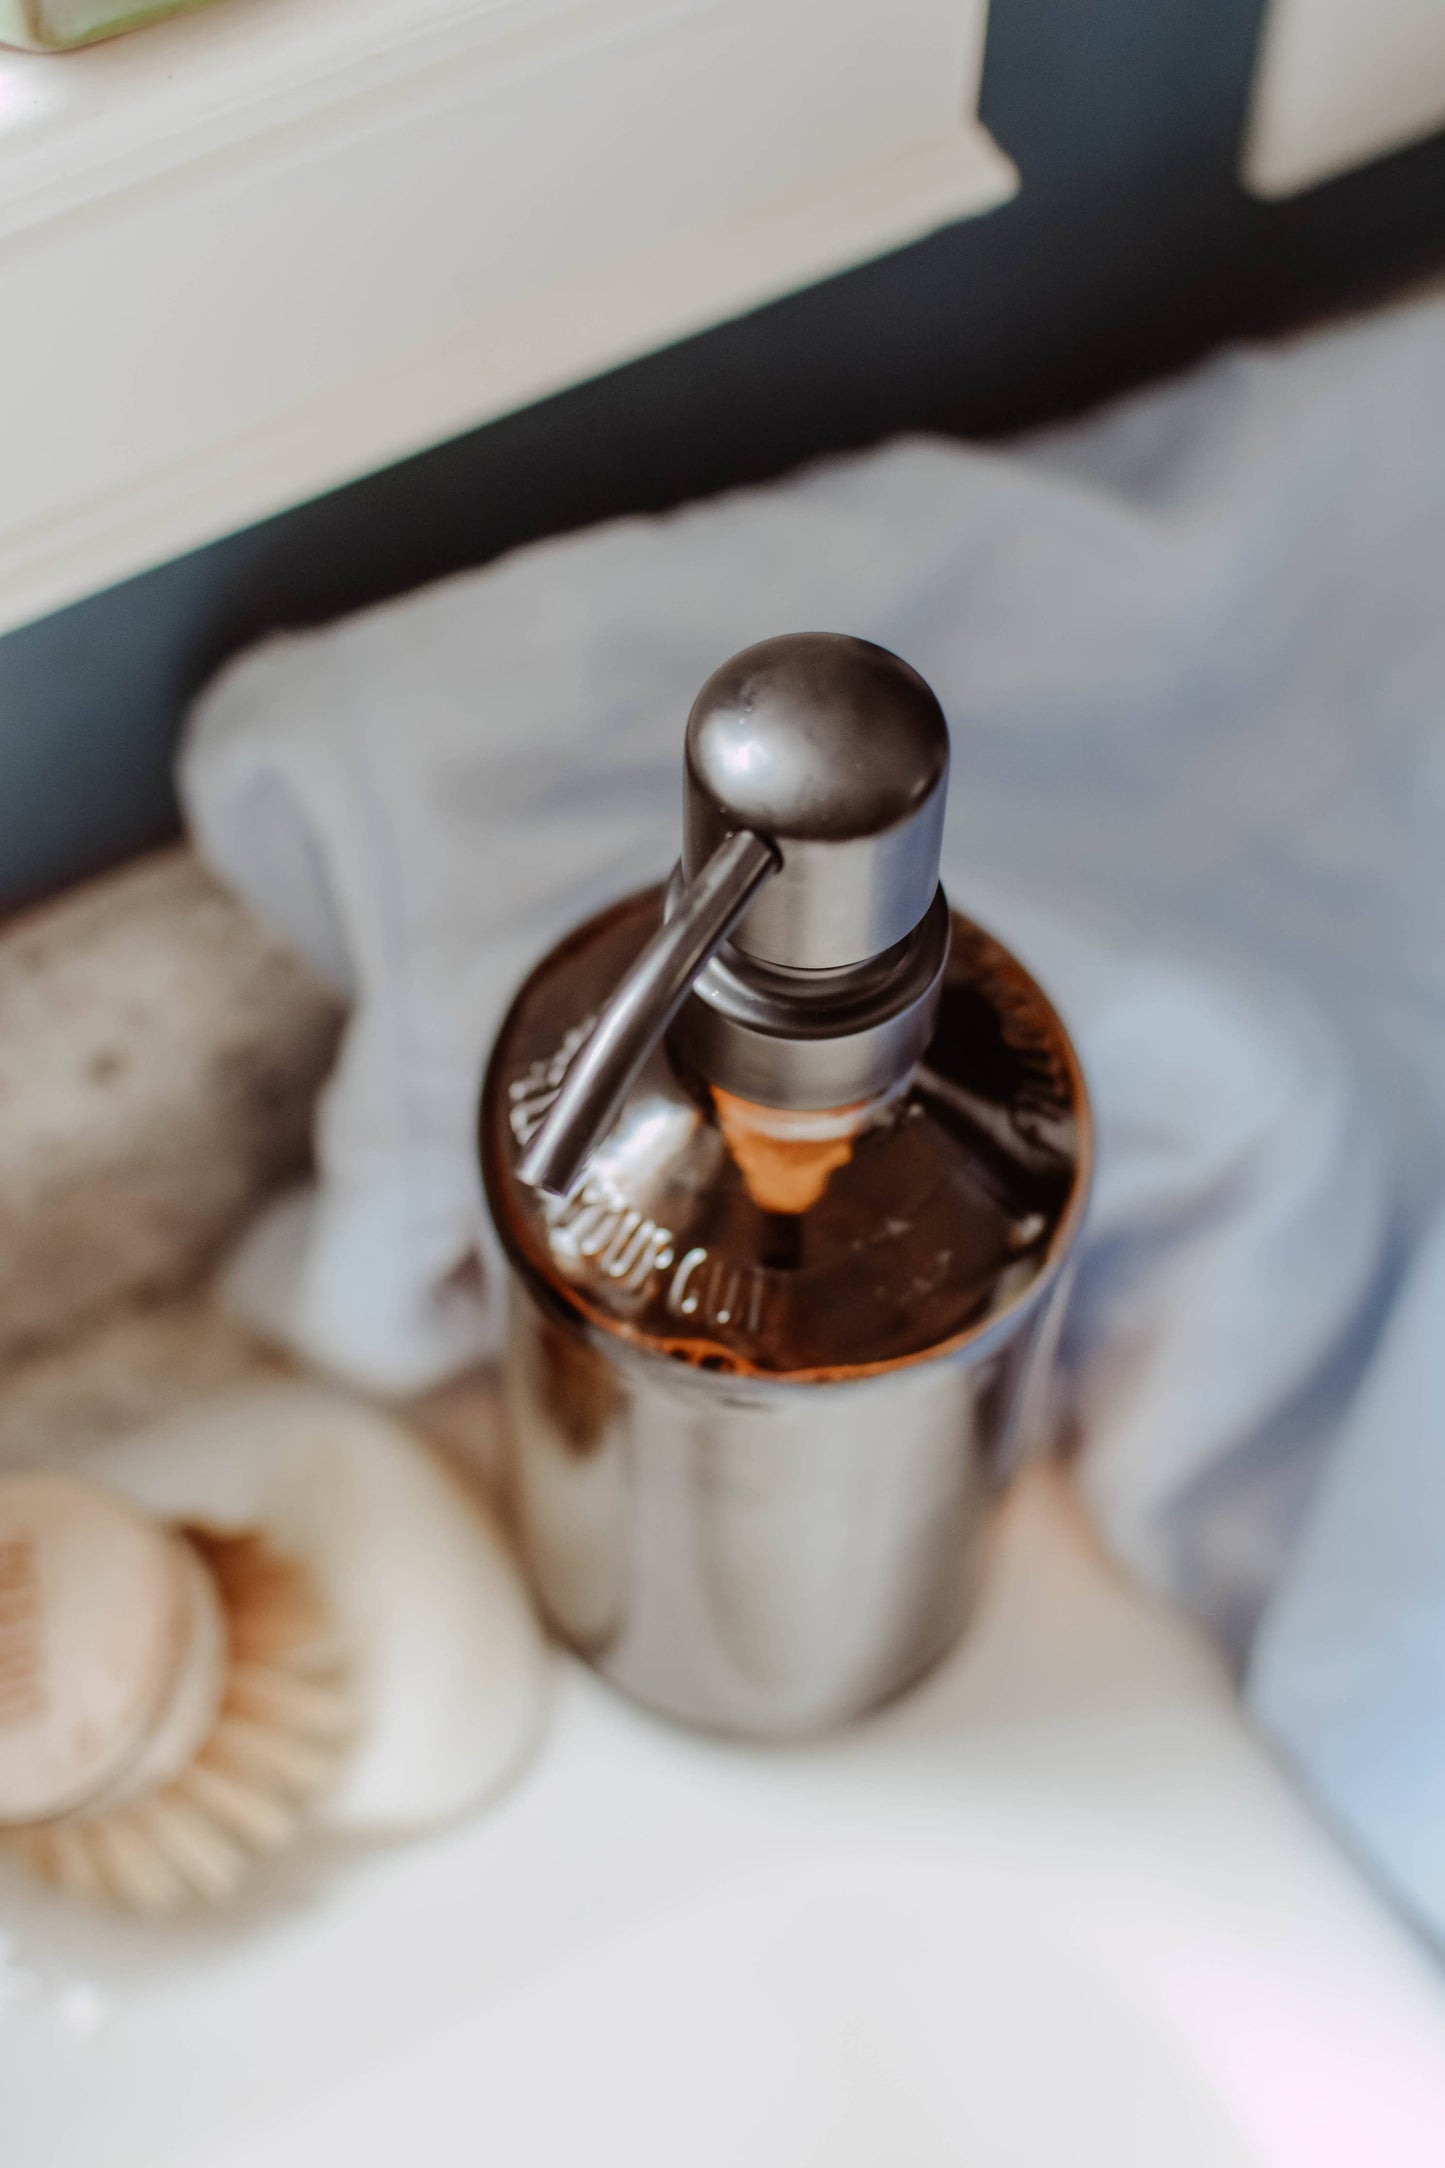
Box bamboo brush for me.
[0,1472,351,1913]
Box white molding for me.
[0,0,1014,633]
[1243,0,1445,199]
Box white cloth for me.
[182,289,1445,1943]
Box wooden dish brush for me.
[0,1471,351,1913]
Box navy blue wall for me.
[4,0,1444,905]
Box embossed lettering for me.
[544,1170,675,1296]
[508,1014,599,1146]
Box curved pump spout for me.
[516,829,778,1198]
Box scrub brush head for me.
[0,1473,351,1913]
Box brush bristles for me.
[7,1529,351,1914]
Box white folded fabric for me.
[182,288,1445,1942]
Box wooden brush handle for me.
[0,1473,224,1826]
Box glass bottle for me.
[480,634,1091,1737]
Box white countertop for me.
[4,1467,1444,2166]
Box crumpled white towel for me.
[183,288,1445,1942]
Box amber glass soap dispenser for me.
[480,634,1091,1738]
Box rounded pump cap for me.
[516,633,953,1199]
[684,634,949,970]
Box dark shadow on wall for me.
[3,0,1444,906]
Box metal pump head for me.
[683,633,949,969]
[517,633,952,1198]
